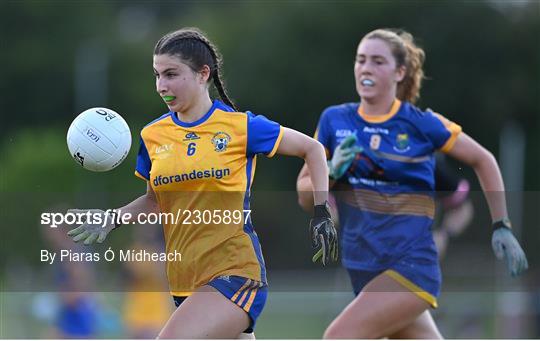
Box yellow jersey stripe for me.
[385,270,438,308]
[434,113,462,153]
[243,288,258,312]
[338,189,435,218]
[267,126,284,158]
[237,287,253,307]
[231,279,252,302]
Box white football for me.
[67,107,132,172]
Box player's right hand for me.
[67,209,116,245]
[310,201,338,266]
[328,134,363,179]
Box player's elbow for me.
[302,137,324,160]
[470,146,497,171]
[312,139,326,158]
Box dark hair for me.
[362,28,425,104]
[154,27,237,110]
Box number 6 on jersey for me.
[187,142,196,156]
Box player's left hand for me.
[328,135,363,180]
[491,225,528,277]
[310,201,338,266]
[67,209,117,245]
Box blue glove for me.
[491,224,528,277]
[328,135,363,179]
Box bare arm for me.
[277,128,328,205]
[116,182,160,224]
[446,132,507,222]
[296,163,337,212]
[296,164,315,211]
[279,127,338,265]
[447,132,528,276]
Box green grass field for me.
[1,268,535,338]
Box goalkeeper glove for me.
[310,201,338,266]
[328,135,363,180]
[491,218,528,277]
[67,209,119,245]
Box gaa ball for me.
[67,107,131,172]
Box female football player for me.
[67,27,337,339]
[296,28,528,338]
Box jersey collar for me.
[170,99,224,128]
[358,99,401,123]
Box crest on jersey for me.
[394,133,410,152]
[211,132,231,152]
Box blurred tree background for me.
[1,0,539,338]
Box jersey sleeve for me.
[423,111,462,153]
[246,112,284,158]
[135,136,151,181]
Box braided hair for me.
[154,27,237,111]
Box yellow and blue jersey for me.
[135,99,283,296]
[316,99,461,306]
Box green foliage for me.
[0,127,141,267]
[0,127,140,193]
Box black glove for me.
[310,201,338,266]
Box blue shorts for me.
[173,275,267,333]
[347,259,441,308]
